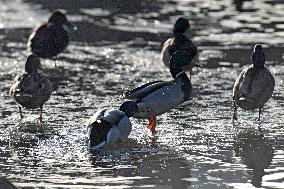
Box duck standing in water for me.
[161,17,198,76]
[87,101,138,149]
[27,10,74,58]
[233,44,275,122]
[124,51,202,134]
[10,54,53,122]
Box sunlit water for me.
[0,0,284,188]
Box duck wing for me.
[233,69,246,100]
[161,38,173,67]
[124,80,174,102]
[87,108,107,126]
[10,73,32,95]
[249,68,275,101]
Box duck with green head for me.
[10,54,53,122]
[87,101,138,149]
[233,44,275,122]
[124,50,202,133]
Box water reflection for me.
[8,123,43,165]
[234,128,274,188]
[0,0,284,188]
[90,146,191,188]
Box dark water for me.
[0,0,284,188]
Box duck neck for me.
[252,63,264,69]
[26,70,39,78]
[174,71,192,100]
[170,66,183,78]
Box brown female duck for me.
[27,10,74,58]
[233,44,275,122]
[161,17,198,76]
[10,54,53,122]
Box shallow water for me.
[0,0,284,188]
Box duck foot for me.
[146,108,157,134]
[39,106,43,124]
[257,107,262,123]
[232,115,238,122]
[258,125,262,132]
[232,100,238,124]
[19,106,24,121]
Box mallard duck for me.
[27,10,74,58]
[124,51,202,134]
[233,44,275,122]
[87,101,138,149]
[10,54,53,122]
[161,17,198,75]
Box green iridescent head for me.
[169,51,201,78]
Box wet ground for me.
[0,0,284,188]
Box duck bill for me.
[63,22,76,34]
[192,62,203,68]
[91,140,106,149]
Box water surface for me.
[0,0,284,188]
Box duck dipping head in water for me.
[88,101,138,149]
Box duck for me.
[233,44,275,122]
[27,10,74,58]
[10,54,53,122]
[87,101,138,149]
[124,51,202,134]
[161,17,198,76]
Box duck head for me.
[169,50,202,78]
[48,10,75,34]
[173,17,191,38]
[119,101,138,118]
[25,54,40,74]
[251,44,265,68]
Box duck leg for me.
[39,105,43,123]
[146,108,157,134]
[257,106,262,122]
[19,106,23,120]
[233,99,238,122]
[189,67,192,80]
